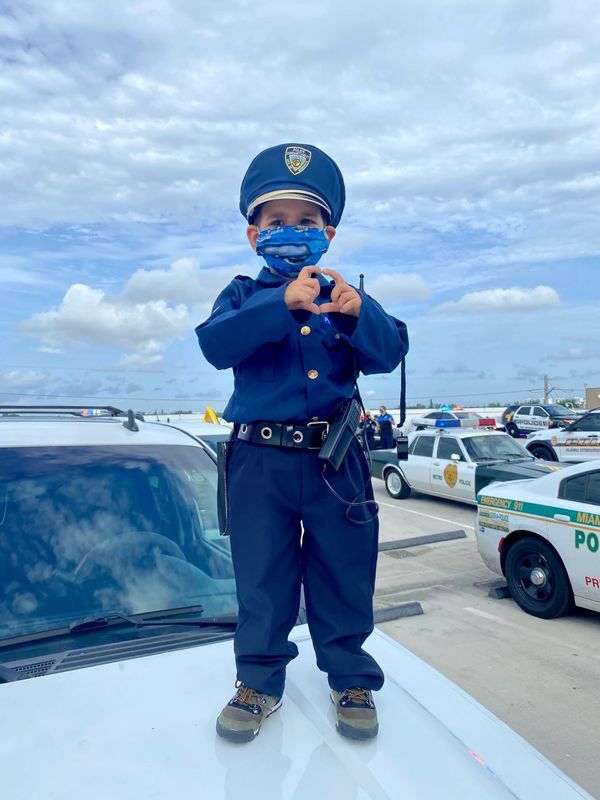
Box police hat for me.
[240,143,346,227]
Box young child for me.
[196,143,408,743]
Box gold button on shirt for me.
[300,326,311,336]
[307,369,319,380]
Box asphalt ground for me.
[371,480,600,799]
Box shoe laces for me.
[231,683,267,710]
[341,688,374,707]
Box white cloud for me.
[368,273,431,304]
[19,282,191,361]
[435,285,560,313]
[122,257,239,310]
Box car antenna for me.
[122,409,139,432]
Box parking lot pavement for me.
[372,481,600,798]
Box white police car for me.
[0,406,593,799]
[477,461,600,619]
[503,403,578,438]
[370,423,563,504]
[406,409,495,433]
[525,408,600,462]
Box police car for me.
[525,408,600,462]
[406,409,496,433]
[476,462,600,620]
[1,405,593,799]
[502,403,578,438]
[370,422,564,503]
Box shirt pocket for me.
[321,328,355,376]
[238,340,292,382]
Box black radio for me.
[318,398,361,471]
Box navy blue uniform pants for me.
[227,436,384,699]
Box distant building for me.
[585,386,600,410]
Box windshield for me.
[0,445,237,641]
[544,405,573,417]
[462,434,532,462]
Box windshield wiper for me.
[69,608,238,633]
[0,606,238,649]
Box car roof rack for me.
[0,405,144,419]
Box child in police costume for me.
[196,143,408,742]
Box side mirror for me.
[396,436,409,461]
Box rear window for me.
[560,473,589,503]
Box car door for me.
[513,405,532,432]
[530,406,551,432]
[430,436,475,501]
[560,412,600,462]
[406,435,435,490]
[553,469,600,605]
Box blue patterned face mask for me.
[255,226,329,277]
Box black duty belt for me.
[237,421,329,450]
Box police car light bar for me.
[434,419,461,428]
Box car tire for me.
[506,422,519,438]
[384,468,411,499]
[505,537,572,619]
[527,443,557,461]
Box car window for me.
[532,406,548,417]
[516,406,531,416]
[560,474,588,503]
[425,412,442,419]
[436,437,464,461]
[573,413,600,432]
[408,437,418,455]
[0,445,237,641]
[586,472,600,505]
[412,436,435,457]
[441,412,455,420]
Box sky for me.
[1,0,599,413]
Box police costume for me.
[196,143,409,700]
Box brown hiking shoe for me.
[216,683,282,743]
[331,688,378,740]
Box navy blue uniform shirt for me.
[195,267,408,424]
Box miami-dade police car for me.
[370,423,563,504]
[525,408,600,463]
[477,461,600,619]
[3,406,593,798]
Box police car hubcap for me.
[388,472,402,494]
[529,567,547,587]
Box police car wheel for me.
[384,469,411,499]
[505,537,572,619]
[506,423,519,438]
[528,443,557,461]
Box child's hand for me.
[319,268,362,317]
[284,265,323,314]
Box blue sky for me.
[1,0,599,412]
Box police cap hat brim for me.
[240,143,345,227]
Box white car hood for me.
[0,626,590,800]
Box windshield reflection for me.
[0,445,237,640]
[463,434,531,462]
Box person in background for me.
[359,411,376,451]
[376,405,395,449]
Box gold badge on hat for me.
[285,146,311,175]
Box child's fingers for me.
[321,267,346,284]
[297,265,322,281]
[317,301,340,314]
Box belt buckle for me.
[307,420,329,448]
